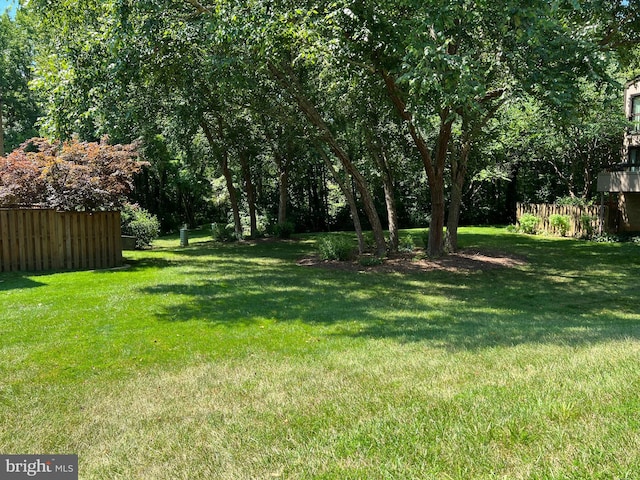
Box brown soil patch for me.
[297,249,527,274]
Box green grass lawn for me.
[1,227,640,479]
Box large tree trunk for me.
[269,61,387,256]
[381,70,451,257]
[221,151,243,238]
[239,151,258,238]
[445,182,463,253]
[201,120,243,238]
[274,152,288,225]
[445,141,471,253]
[383,180,399,252]
[369,138,399,252]
[445,99,504,251]
[428,177,446,256]
[317,146,366,254]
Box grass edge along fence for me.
[516,203,602,237]
[0,209,122,272]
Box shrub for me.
[595,232,640,244]
[506,224,518,233]
[591,233,621,243]
[273,221,295,239]
[518,213,540,234]
[121,203,160,249]
[399,234,415,252]
[358,255,384,267]
[555,196,593,207]
[212,223,238,242]
[1,137,144,210]
[362,232,376,251]
[580,214,597,239]
[317,236,355,261]
[549,214,571,237]
[420,229,429,248]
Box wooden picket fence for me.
[516,203,603,237]
[0,209,122,272]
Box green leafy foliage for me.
[0,12,40,154]
[518,213,540,235]
[17,0,638,253]
[120,202,160,248]
[317,236,355,261]
[0,137,144,210]
[399,234,415,253]
[272,221,295,239]
[358,255,384,267]
[556,196,593,207]
[580,215,597,239]
[211,223,238,243]
[549,214,571,237]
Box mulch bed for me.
[297,249,527,273]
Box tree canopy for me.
[2,0,637,254]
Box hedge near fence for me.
[0,209,122,272]
[516,203,602,237]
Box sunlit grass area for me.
[1,227,640,479]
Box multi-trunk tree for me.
[17,0,638,255]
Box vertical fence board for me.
[110,212,120,266]
[95,213,103,268]
[103,213,111,267]
[9,210,17,271]
[0,210,9,272]
[78,213,86,270]
[33,211,43,271]
[52,209,64,270]
[25,210,35,271]
[16,210,26,271]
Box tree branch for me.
[184,0,211,15]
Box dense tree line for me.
[1,1,639,255]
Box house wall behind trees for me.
[618,193,640,231]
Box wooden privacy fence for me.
[516,203,603,237]
[0,209,122,272]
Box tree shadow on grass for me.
[348,269,640,350]
[138,234,640,351]
[0,274,47,291]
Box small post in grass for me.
[180,224,189,247]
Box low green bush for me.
[592,233,621,243]
[518,213,540,235]
[399,234,416,252]
[549,214,571,237]
[421,229,429,248]
[317,236,355,261]
[593,232,640,244]
[120,203,160,249]
[580,214,597,239]
[273,221,295,239]
[358,255,384,267]
[212,223,238,242]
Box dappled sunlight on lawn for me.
[134,230,640,351]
